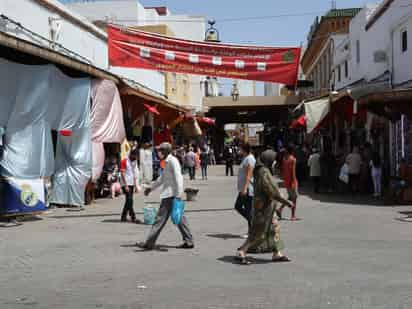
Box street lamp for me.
[203,20,221,97]
[205,19,220,43]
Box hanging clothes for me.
[140,147,153,185]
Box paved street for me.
[1,166,412,309]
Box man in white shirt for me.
[120,151,139,223]
[346,146,362,193]
[138,143,194,250]
[308,148,321,193]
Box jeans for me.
[201,165,208,179]
[234,193,253,229]
[121,186,135,221]
[372,170,382,195]
[145,197,194,248]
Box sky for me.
[61,0,373,95]
[138,0,371,95]
[138,0,371,47]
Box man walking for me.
[277,144,300,221]
[184,147,196,180]
[225,146,235,176]
[346,146,362,194]
[137,143,194,250]
[234,143,255,234]
[120,150,140,223]
[200,148,209,180]
[308,148,321,193]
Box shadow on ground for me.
[217,256,290,265]
[50,208,234,220]
[207,233,243,240]
[277,180,387,207]
[395,211,412,222]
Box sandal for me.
[275,209,283,220]
[272,255,291,263]
[135,242,154,251]
[235,252,251,265]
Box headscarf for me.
[260,149,277,169]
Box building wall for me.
[67,1,206,111]
[67,0,144,26]
[332,0,412,90]
[135,24,192,107]
[264,83,281,96]
[302,15,354,74]
[392,15,412,86]
[152,14,206,111]
[1,0,107,68]
[64,0,165,94]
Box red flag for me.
[108,25,301,85]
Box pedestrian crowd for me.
[111,140,410,265]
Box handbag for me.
[171,198,185,225]
[339,163,349,184]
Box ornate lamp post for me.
[203,20,221,97]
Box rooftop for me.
[324,8,362,18]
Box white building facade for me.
[0,0,165,94]
[333,0,412,90]
[331,0,412,171]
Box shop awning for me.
[304,98,330,134]
[119,78,189,113]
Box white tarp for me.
[0,59,91,206]
[304,98,330,134]
[90,79,125,181]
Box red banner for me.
[108,25,301,85]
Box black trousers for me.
[188,167,196,180]
[226,162,234,176]
[234,193,253,229]
[312,176,321,193]
[121,186,136,221]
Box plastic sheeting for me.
[304,98,330,134]
[91,79,125,143]
[0,59,91,178]
[90,79,125,181]
[51,128,92,207]
[0,59,91,207]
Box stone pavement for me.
[1,166,412,309]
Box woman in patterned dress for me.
[236,150,293,265]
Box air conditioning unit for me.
[374,50,387,63]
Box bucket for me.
[185,189,199,202]
[143,207,158,225]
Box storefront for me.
[0,36,122,215]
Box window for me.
[338,65,341,82]
[344,60,348,78]
[356,40,360,63]
[401,29,408,53]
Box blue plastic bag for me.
[143,207,158,225]
[171,198,185,225]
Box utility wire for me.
[80,3,412,24]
